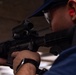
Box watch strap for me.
[16,58,39,73]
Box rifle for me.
[0,20,74,74]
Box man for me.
[1,0,76,75]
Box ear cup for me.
[69,9,75,17]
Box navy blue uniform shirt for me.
[44,46,76,75]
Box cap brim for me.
[28,0,68,18]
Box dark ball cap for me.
[28,0,68,18]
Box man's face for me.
[47,5,74,32]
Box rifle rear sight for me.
[12,20,38,39]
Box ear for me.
[68,0,76,22]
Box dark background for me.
[0,0,51,42]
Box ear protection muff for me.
[69,9,75,17]
[68,0,76,23]
[68,0,76,17]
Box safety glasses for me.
[43,10,51,24]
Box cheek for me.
[50,15,74,32]
[51,16,62,32]
[52,24,62,32]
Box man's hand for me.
[11,50,41,75]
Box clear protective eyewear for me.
[42,11,51,24]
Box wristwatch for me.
[16,58,39,73]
